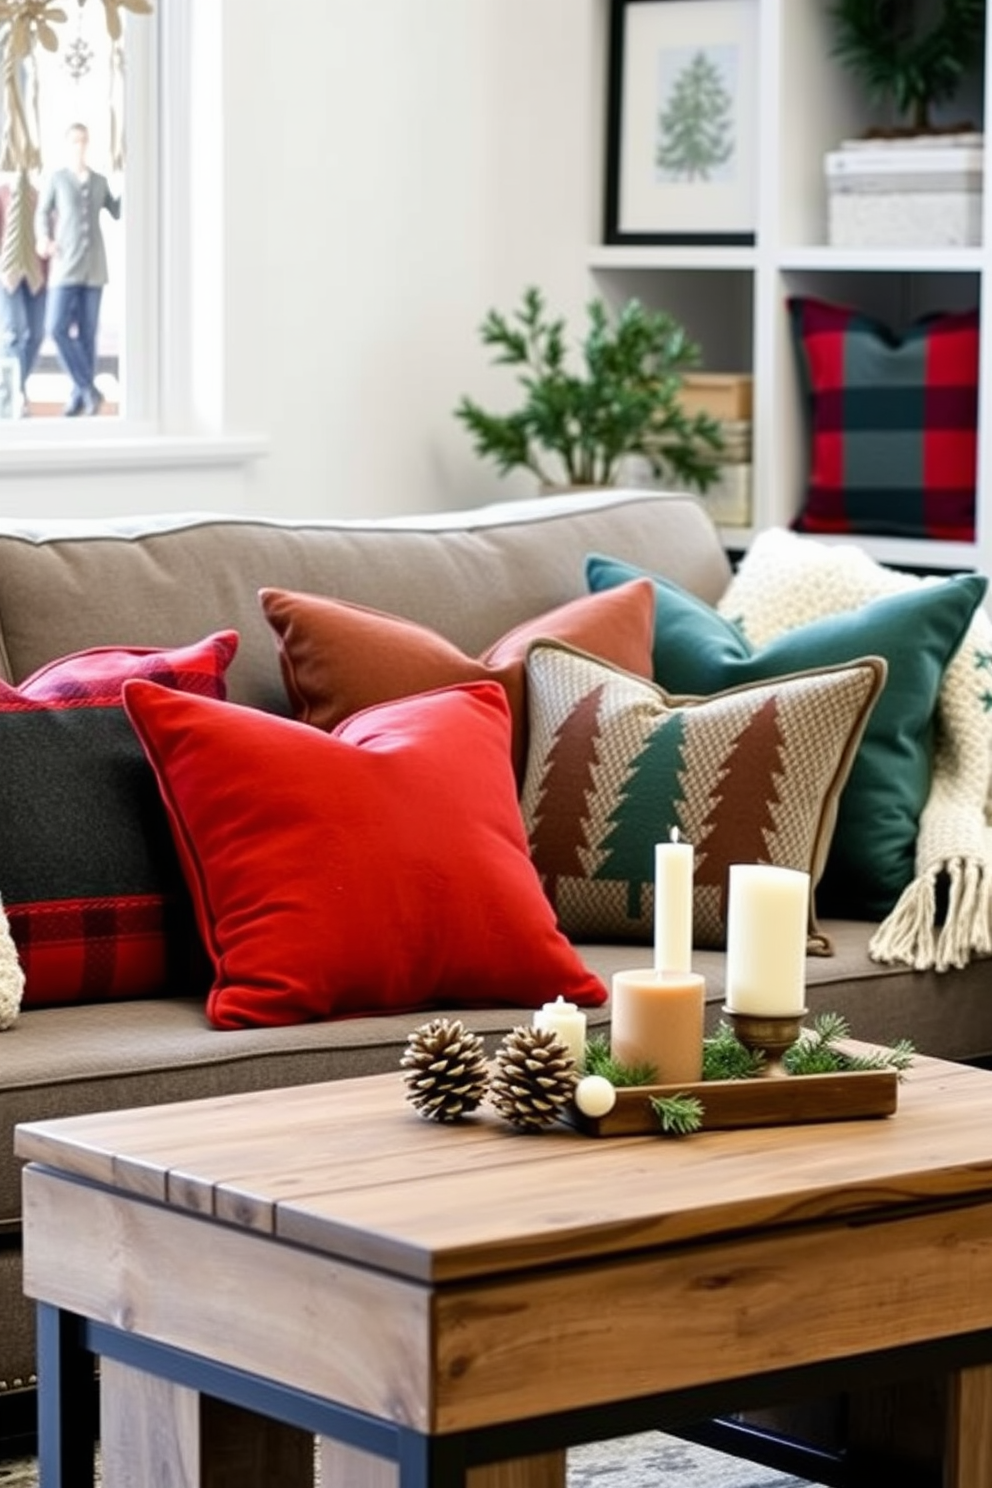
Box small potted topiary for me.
[454,285,723,494]
[829,0,984,139]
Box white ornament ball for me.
[574,1074,617,1118]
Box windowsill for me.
[0,430,269,477]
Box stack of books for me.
[679,375,753,527]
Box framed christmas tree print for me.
[605,0,760,245]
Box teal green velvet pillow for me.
[586,553,987,920]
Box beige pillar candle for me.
[610,968,705,1085]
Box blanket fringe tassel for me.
[870,857,992,972]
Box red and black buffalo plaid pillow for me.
[789,296,978,542]
[0,632,238,1008]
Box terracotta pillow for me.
[259,579,656,781]
[122,677,607,1029]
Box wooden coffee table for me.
[15,1052,992,1488]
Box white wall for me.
[0,0,605,521]
[231,0,604,518]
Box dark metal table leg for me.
[36,1305,97,1488]
[397,1427,469,1488]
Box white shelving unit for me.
[588,0,990,574]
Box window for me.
[0,4,264,476]
[0,0,158,426]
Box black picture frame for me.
[604,0,760,246]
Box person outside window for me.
[35,121,120,417]
[0,169,47,414]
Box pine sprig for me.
[782,1012,915,1077]
[701,1021,766,1081]
[583,1034,658,1087]
[650,1093,704,1136]
[840,1039,916,1074]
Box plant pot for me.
[538,481,609,496]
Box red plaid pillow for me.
[0,633,238,1008]
[789,296,978,542]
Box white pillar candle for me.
[533,995,587,1066]
[654,830,694,974]
[611,968,705,1085]
[725,864,809,1017]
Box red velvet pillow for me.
[259,579,656,782]
[122,678,607,1028]
[1,633,239,1008]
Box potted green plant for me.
[829,0,983,137]
[454,286,723,493]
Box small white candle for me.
[654,828,694,975]
[725,864,809,1017]
[533,995,587,1066]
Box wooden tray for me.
[566,1068,899,1137]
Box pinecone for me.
[489,1024,579,1132]
[400,1017,490,1122]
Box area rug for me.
[0,1433,812,1486]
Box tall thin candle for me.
[654,828,694,974]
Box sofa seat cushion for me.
[0,993,613,1233]
[6,931,991,1231]
[259,577,656,782]
[123,678,607,1028]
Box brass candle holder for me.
[722,1006,808,1078]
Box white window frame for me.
[0,0,265,476]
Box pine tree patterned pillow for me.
[521,642,886,950]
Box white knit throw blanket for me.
[718,528,992,973]
[0,892,24,1029]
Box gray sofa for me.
[2,486,990,1449]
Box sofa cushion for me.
[521,641,885,949]
[586,555,986,921]
[788,296,979,542]
[0,490,732,712]
[259,578,656,781]
[0,634,238,1009]
[122,677,607,1029]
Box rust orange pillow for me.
[122,677,607,1029]
[258,579,656,782]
